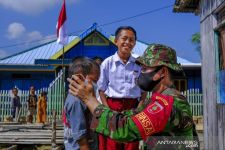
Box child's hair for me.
[115,26,137,40]
[12,87,18,91]
[68,56,100,78]
[41,91,47,97]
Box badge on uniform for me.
[131,93,174,140]
[147,101,163,114]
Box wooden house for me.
[174,0,225,149]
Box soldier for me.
[68,44,199,150]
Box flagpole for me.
[56,0,67,102]
[62,46,65,100]
[62,46,64,69]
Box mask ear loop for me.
[152,66,164,82]
[153,66,163,73]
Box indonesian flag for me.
[56,0,68,45]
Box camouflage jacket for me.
[91,86,199,150]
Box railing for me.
[0,83,203,122]
[0,70,65,122]
[0,88,47,122]
[182,89,203,116]
[46,69,65,121]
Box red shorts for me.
[98,97,139,150]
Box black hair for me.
[93,56,103,65]
[12,87,18,91]
[68,56,100,78]
[30,86,35,90]
[115,26,137,40]
[93,56,103,62]
[41,91,47,96]
[168,68,186,80]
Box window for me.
[12,74,31,79]
[218,28,225,70]
[214,5,225,103]
[217,27,225,103]
[174,79,187,92]
[84,32,109,46]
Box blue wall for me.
[64,41,117,60]
[0,39,117,91]
[185,69,202,92]
[0,71,54,90]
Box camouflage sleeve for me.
[91,93,174,141]
[169,96,194,137]
[122,104,145,116]
[91,104,142,142]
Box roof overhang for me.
[173,0,200,14]
[0,64,55,72]
[182,63,201,69]
[35,59,72,66]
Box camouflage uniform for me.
[90,44,199,150]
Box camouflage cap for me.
[136,44,183,71]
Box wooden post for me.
[51,110,57,148]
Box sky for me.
[0,0,200,62]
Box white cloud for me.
[6,22,43,41]
[0,0,56,15]
[0,49,8,59]
[7,22,26,39]
[27,31,43,41]
[0,0,79,15]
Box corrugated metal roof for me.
[0,36,77,65]
[131,42,195,64]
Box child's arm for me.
[99,90,109,107]
[10,97,14,108]
[68,95,89,147]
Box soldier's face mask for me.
[137,66,162,91]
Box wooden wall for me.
[200,0,225,149]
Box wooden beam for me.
[7,145,18,150]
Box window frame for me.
[214,26,225,104]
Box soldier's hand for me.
[67,74,94,104]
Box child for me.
[63,57,100,150]
[26,86,38,123]
[11,87,21,121]
[36,91,47,123]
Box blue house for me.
[0,23,201,92]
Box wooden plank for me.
[0,139,63,144]
[52,145,63,150]
[200,9,223,149]
[7,145,18,150]
[218,105,225,150]
[0,134,63,137]
[51,110,57,149]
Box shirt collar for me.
[112,52,136,63]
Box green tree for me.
[191,32,201,56]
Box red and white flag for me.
[56,0,68,45]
